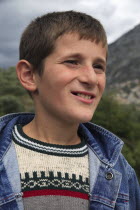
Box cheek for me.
[98,76,106,92]
[41,77,66,99]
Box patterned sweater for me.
[12,124,90,210]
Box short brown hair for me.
[20,10,107,75]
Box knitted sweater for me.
[12,124,90,210]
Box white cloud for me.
[0,0,140,67]
[107,0,140,42]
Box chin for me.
[65,110,95,124]
[78,114,94,124]
[80,118,92,124]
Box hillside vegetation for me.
[0,67,140,181]
[0,67,34,114]
[106,24,140,105]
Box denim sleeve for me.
[128,167,140,209]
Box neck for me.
[23,113,81,145]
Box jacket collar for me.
[0,113,34,161]
[79,122,124,167]
[0,113,123,166]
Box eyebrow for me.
[60,53,82,60]
[61,53,106,65]
[94,58,106,66]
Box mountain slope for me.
[106,24,140,105]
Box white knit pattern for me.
[14,142,89,182]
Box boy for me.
[0,11,139,210]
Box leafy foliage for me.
[93,94,140,181]
[0,67,33,115]
[0,95,24,114]
[0,67,140,181]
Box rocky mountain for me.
[106,24,140,105]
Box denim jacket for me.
[0,113,140,210]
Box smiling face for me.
[33,33,107,125]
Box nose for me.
[78,65,98,87]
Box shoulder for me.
[0,113,34,130]
[115,153,140,194]
[115,153,136,177]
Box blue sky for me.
[0,0,140,68]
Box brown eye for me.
[64,60,78,65]
[93,64,105,73]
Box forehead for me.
[52,33,107,60]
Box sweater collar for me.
[0,113,123,166]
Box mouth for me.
[71,91,95,100]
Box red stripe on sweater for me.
[23,189,89,200]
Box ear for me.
[16,60,37,92]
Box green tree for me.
[0,95,24,115]
[0,67,33,113]
[92,94,140,181]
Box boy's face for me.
[34,33,106,125]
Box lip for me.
[71,91,96,104]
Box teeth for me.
[77,93,92,99]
